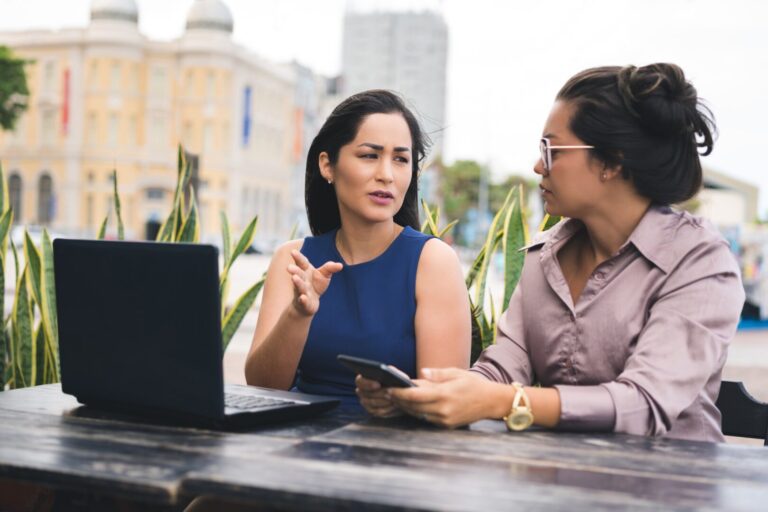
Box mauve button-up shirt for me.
[471,205,745,442]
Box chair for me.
[716,380,768,445]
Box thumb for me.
[420,367,465,382]
[318,261,343,278]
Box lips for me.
[539,184,552,194]
[368,190,395,206]
[369,190,394,199]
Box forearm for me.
[245,304,313,390]
[488,382,561,428]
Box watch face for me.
[507,409,534,431]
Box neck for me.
[578,190,651,264]
[336,218,402,265]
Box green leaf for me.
[225,216,258,276]
[10,238,19,289]
[438,219,458,239]
[23,230,42,307]
[34,323,45,387]
[538,213,561,232]
[472,190,513,307]
[40,230,59,381]
[14,270,34,388]
[96,215,108,240]
[420,199,440,236]
[221,277,265,353]
[287,222,298,241]
[112,169,125,240]
[220,211,231,268]
[502,187,527,311]
[177,194,199,243]
[219,273,230,319]
[0,320,5,389]
[0,208,13,263]
[156,194,180,242]
[0,161,7,216]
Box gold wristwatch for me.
[503,382,534,431]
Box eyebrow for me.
[542,132,558,139]
[357,142,411,153]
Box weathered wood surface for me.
[2,385,768,511]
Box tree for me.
[440,159,486,222]
[0,46,29,132]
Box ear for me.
[318,152,334,183]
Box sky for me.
[1,0,768,214]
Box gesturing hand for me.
[287,250,343,316]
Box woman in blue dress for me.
[245,90,471,410]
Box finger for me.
[318,261,343,278]
[355,375,382,391]
[420,367,467,383]
[286,263,302,276]
[389,386,442,405]
[291,274,310,294]
[290,250,312,271]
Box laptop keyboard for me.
[224,393,299,411]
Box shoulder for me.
[420,237,461,267]
[269,238,305,266]
[640,207,739,278]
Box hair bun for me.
[617,63,714,154]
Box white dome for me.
[90,0,139,23]
[185,0,234,33]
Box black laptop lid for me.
[53,239,225,419]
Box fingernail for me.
[422,368,432,378]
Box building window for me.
[111,62,121,93]
[150,112,166,149]
[42,109,56,145]
[9,173,22,223]
[108,114,118,147]
[89,60,99,88]
[129,115,137,147]
[183,121,194,149]
[206,71,215,97]
[146,188,165,200]
[85,193,93,228]
[87,112,98,145]
[37,174,54,224]
[43,61,56,94]
[150,66,166,97]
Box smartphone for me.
[337,354,416,388]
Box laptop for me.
[53,238,339,428]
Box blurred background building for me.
[0,0,326,246]
[341,4,448,205]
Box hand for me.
[389,368,503,428]
[355,375,403,418]
[287,250,343,316]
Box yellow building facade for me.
[0,0,301,244]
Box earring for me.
[327,179,333,185]
[600,172,607,181]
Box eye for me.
[395,156,410,164]
[360,153,378,159]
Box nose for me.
[375,158,394,183]
[533,158,547,176]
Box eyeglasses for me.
[539,137,594,172]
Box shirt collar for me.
[520,205,677,273]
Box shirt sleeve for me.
[470,281,533,385]
[556,238,744,436]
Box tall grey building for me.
[341,8,448,159]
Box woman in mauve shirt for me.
[357,63,745,443]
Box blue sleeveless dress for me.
[295,226,432,399]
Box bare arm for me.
[414,238,471,370]
[245,241,342,389]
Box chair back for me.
[716,380,768,445]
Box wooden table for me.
[1,385,767,511]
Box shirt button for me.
[595,272,605,280]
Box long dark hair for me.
[305,89,429,235]
[557,63,716,205]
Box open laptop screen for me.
[54,239,225,419]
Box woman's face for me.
[320,113,413,226]
[534,100,606,218]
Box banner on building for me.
[242,86,251,147]
[61,68,70,136]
